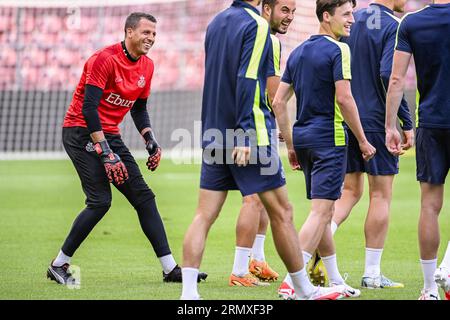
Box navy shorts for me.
[346,131,398,175]
[200,146,286,196]
[416,128,450,184]
[295,146,347,200]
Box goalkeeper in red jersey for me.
[46,12,206,285]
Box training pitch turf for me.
[0,153,448,300]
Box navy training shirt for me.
[342,3,413,132]
[201,0,276,148]
[282,35,351,149]
[396,3,450,129]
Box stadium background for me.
[0,0,424,157]
[1,0,448,301]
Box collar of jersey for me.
[120,41,140,63]
[430,3,450,7]
[369,3,394,14]
[232,0,260,15]
[309,34,327,40]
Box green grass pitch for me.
[0,153,448,300]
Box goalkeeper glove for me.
[94,140,128,185]
[143,130,161,171]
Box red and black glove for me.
[94,140,128,185]
[143,131,161,171]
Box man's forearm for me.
[386,76,405,130]
[273,101,293,149]
[339,96,367,144]
[90,131,106,143]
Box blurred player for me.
[47,12,206,285]
[231,0,296,286]
[329,0,413,289]
[181,0,346,300]
[385,0,450,300]
[275,0,376,299]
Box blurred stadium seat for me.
[0,0,426,155]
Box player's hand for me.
[94,140,128,185]
[385,128,403,156]
[288,148,301,170]
[232,146,250,167]
[401,129,415,151]
[359,140,376,161]
[144,131,162,172]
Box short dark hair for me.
[262,0,278,8]
[316,0,356,22]
[124,12,157,35]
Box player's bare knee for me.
[269,202,294,226]
[243,194,264,211]
[369,188,391,202]
[311,207,334,224]
[346,184,363,201]
[195,208,219,226]
[421,201,443,216]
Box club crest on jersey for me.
[137,75,146,88]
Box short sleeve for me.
[85,54,112,89]
[380,23,397,75]
[267,35,281,78]
[281,54,293,84]
[395,17,412,53]
[332,42,352,82]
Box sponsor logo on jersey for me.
[105,93,135,108]
[137,75,146,88]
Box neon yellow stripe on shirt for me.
[325,36,352,80]
[244,8,269,80]
[253,81,269,146]
[270,34,281,77]
[416,89,420,127]
[334,96,346,146]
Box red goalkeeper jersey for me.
[63,42,154,134]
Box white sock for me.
[251,234,266,262]
[364,248,383,277]
[283,273,293,286]
[181,268,200,300]
[53,250,71,267]
[232,247,251,277]
[439,241,450,269]
[331,221,338,236]
[322,254,345,284]
[290,268,315,299]
[159,254,177,274]
[420,258,438,292]
[303,251,312,266]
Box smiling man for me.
[275,0,376,299]
[47,12,207,286]
[329,0,414,291]
[230,0,296,287]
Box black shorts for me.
[416,127,450,184]
[62,126,154,208]
[295,146,347,201]
[346,131,398,175]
